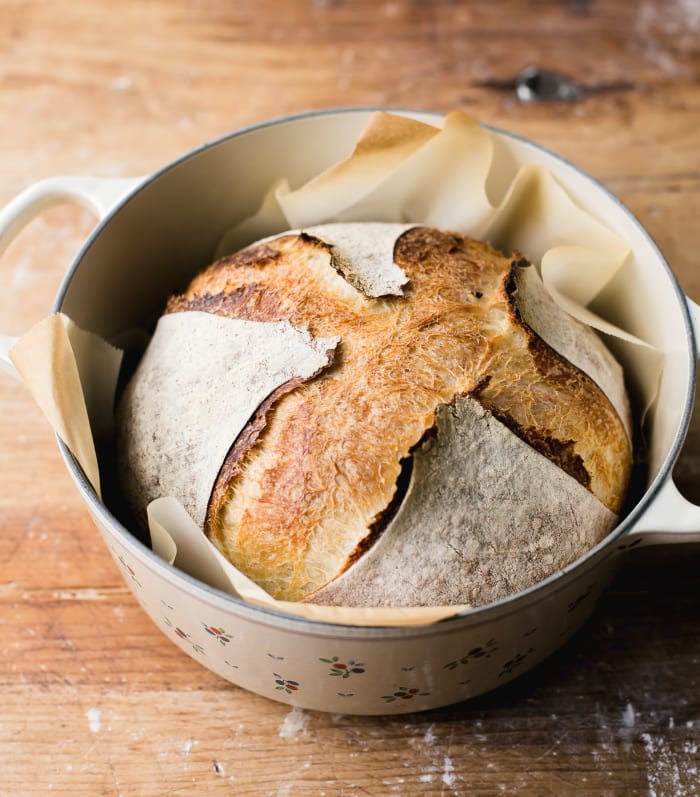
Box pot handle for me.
[626,296,700,547]
[0,175,143,379]
[628,477,700,547]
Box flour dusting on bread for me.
[116,223,632,608]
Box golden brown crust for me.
[470,258,629,511]
[308,394,619,608]
[204,376,306,528]
[161,226,632,602]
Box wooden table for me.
[0,1,698,794]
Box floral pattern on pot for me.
[203,624,233,645]
[114,549,142,588]
[498,648,536,678]
[100,527,614,714]
[274,674,301,694]
[444,638,498,670]
[164,616,205,655]
[617,536,643,552]
[382,686,431,703]
[320,656,366,678]
[567,585,593,613]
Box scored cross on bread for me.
[117,224,632,608]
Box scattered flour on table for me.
[678,0,700,30]
[183,738,196,755]
[85,708,101,734]
[10,256,40,292]
[442,756,456,788]
[635,0,698,75]
[423,724,437,745]
[279,707,310,739]
[637,0,700,35]
[641,733,699,797]
[110,75,133,92]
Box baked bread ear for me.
[117,224,632,608]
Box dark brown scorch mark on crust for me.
[503,256,532,324]
[166,252,340,532]
[166,284,286,323]
[212,243,283,271]
[503,256,590,382]
[472,264,594,492]
[298,230,331,249]
[206,336,338,531]
[205,377,306,529]
[473,392,592,491]
[340,456,413,575]
[337,418,441,577]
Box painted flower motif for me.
[163,616,205,655]
[116,554,142,588]
[567,586,593,613]
[617,536,642,552]
[203,624,233,645]
[382,686,430,703]
[320,656,366,678]
[498,647,535,678]
[274,674,300,694]
[444,638,498,670]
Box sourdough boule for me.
[116,223,632,608]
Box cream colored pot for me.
[1,109,699,715]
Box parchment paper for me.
[8,110,662,627]
[10,313,122,498]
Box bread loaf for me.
[116,223,632,608]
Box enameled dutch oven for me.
[1,109,699,715]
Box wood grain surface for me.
[0,1,698,795]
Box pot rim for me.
[52,106,698,633]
